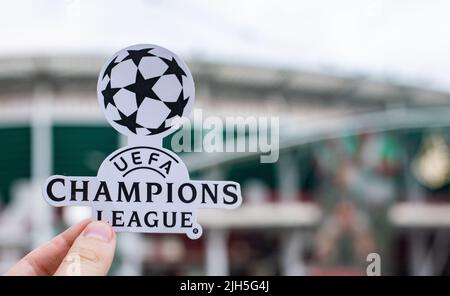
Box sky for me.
[1,0,450,92]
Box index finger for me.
[4,218,91,276]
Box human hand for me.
[3,219,116,276]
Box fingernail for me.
[83,221,112,242]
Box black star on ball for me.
[146,121,171,135]
[102,81,121,108]
[124,70,160,107]
[103,56,119,79]
[121,48,155,67]
[164,90,189,119]
[161,57,187,84]
[114,110,142,134]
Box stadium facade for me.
[1,56,450,275]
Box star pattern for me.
[161,57,187,84]
[121,48,155,67]
[102,81,121,108]
[124,70,160,107]
[103,57,119,79]
[101,48,192,136]
[114,110,142,134]
[164,90,189,119]
[146,121,171,135]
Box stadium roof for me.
[1,56,449,110]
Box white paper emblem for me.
[43,44,242,239]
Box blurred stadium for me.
[1,0,450,276]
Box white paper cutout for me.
[43,44,242,239]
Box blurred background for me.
[1,0,450,276]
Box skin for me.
[3,219,116,276]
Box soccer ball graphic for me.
[97,44,195,137]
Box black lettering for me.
[112,211,124,227]
[131,151,142,165]
[163,211,176,228]
[144,211,158,227]
[96,210,102,220]
[127,211,141,227]
[178,183,197,203]
[167,183,173,203]
[223,184,238,205]
[70,180,89,201]
[146,183,162,202]
[118,182,140,202]
[159,160,172,174]
[93,181,112,202]
[148,153,159,165]
[201,183,218,204]
[113,156,128,171]
[46,178,65,202]
[181,212,193,228]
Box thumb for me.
[54,221,116,276]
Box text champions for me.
[44,176,241,238]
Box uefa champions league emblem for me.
[43,44,242,239]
